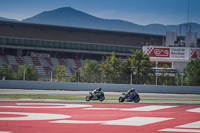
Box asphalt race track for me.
[1,89,200,101]
[0,102,200,133]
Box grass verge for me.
[0,94,200,101]
[0,94,118,100]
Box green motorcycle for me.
[86,91,105,102]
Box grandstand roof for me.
[0,20,164,47]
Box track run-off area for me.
[0,102,200,133]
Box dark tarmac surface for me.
[0,89,200,104]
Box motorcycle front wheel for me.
[86,96,91,101]
[99,96,105,101]
[133,96,140,103]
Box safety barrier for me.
[0,80,200,94]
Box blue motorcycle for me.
[119,92,140,103]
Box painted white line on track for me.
[187,108,200,113]
[0,103,92,108]
[84,108,120,110]
[121,105,177,111]
[50,117,173,126]
[177,121,200,129]
[0,112,71,120]
[102,117,173,126]
[51,120,104,124]
[84,105,177,111]
[159,128,200,132]
[0,132,11,133]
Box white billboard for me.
[143,46,200,59]
[170,47,189,59]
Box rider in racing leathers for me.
[92,87,102,99]
[126,88,136,102]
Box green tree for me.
[99,52,122,83]
[157,64,175,85]
[121,57,135,84]
[126,50,151,84]
[122,57,132,75]
[15,65,38,81]
[54,65,67,82]
[175,72,182,86]
[0,65,15,80]
[78,60,100,83]
[184,58,200,86]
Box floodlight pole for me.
[130,74,132,84]
[77,71,79,83]
[156,74,158,86]
[181,73,184,86]
[23,65,25,81]
[50,71,53,82]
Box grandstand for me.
[0,20,199,78]
[0,54,83,78]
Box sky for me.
[0,0,200,26]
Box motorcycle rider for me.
[126,88,136,102]
[92,87,102,99]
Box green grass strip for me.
[0,94,118,100]
[0,94,84,100]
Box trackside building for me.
[0,20,200,78]
[143,46,200,73]
[143,31,200,77]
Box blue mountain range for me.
[1,7,200,37]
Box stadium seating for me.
[51,58,60,66]
[7,55,18,65]
[0,54,84,79]
[35,66,46,77]
[23,56,34,65]
[43,66,51,76]
[15,56,24,65]
[44,57,53,66]
[32,57,41,66]
[66,59,76,69]
[74,59,82,69]
[0,55,9,65]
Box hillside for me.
[1,7,200,37]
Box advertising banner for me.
[170,47,188,58]
[190,48,200,58]
[143,46,200,59]
[31,52,50,58]
[143,46,170,58]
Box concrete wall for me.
[0,80,200,94]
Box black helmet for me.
[98,87,102,91]
[131,88,135,91]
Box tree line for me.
[0,50,199,86]
[0,65,38,81]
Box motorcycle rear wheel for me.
[119,97,125,102]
